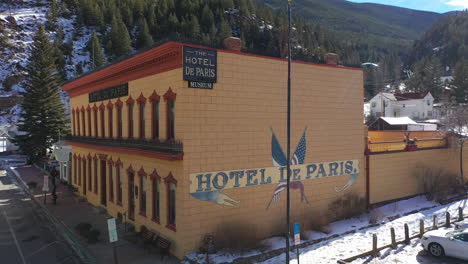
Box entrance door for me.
[82,160,87,195]
[100,160,107,206]
[128,172,135,220]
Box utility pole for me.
[286,0,292,263]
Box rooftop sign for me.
[183,46,217,88]
[89,83,128,103]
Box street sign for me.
[294,223,301,245]
[42,176,49,192]
[107,218,118,243]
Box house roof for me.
[394,92,429,101]
[380,116,418,125]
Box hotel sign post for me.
[183,46,217,89]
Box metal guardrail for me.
[64,135,183,155]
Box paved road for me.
[0,170,78,264]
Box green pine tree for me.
[452,59,468,103]
[88,31,107,69]
[135,18,154,50]
[12,25,69,164]
[0,27,8,47]
[108,16,131,57]
[406,56,444,101]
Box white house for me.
[369,92,434,120]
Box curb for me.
[7,166,97,264]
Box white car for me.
[421,228,468,260]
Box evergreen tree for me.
[0,27,8,47]
[88,31,107,69]
[452,59,468,103]
[406,56,444,101]
[108,16,131,57]
[12,25,69,164]
[135,18,154,50]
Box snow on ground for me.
[184,196,468,264]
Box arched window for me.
[163,88,176,141]
[87,106,91,136]
[107,101,113,139]
[165,172,177,231]
[93,155,98,194]
[137,94,147,139]
[108,158,114,202]
[92,104,98,137]
[99,103,106,138]
[150,169,161,223]
[149,91,160,140]
[116,99,123,139]
[138,167,147,217]
[126,96,135,139]
[81,107,86,136]
[72,109,76,136]
[115,159,123,205]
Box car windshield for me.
[445,230,462,237]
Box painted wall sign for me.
[183,46,217,85]
[89,83,128,103]
[190,128,360,207]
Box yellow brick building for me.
[63,42,364,258]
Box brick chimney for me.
[223,37,242,51]
[324,53,339,65]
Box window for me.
[152,176,160,222]
[427,100,430,106]
[72,110,76,136]
[152,102,159,139]
[87,107,91,136]
[94,157,98,194]
[93,106,98,137]
[168,183,176,226]
[140,103,146,139]
[371,102,376,108]
[116,163,123,205]
[81,110,86,136]
[165,172,177,231]
[168,100,175,140]
[100,105,105,138]
[163,88,176,140]
[78,157,81,186]
[88,156,92,191]
[454,234,468,242]
[403,104,406,108]
[383,101,388,107]
[128,104,134,138]
[108,103,113,138]
[109,162,114,202]
[73,156,77,184]
[77,110,81,136]
[150,91,160,140]
[140,175,147,216]
[117,107,122,139]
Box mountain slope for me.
[263,0,441,41]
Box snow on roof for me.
[394,92,429,100]
[381,93,397,101]
[380,116,417,125]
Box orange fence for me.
[368,131,447,142]
[367,138,448,153]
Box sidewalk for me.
[11,165,180,264]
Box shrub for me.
[327,192,366,221]
[309,213,331,234]
[214,222,266,253]
[414,166,463,203]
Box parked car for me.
[421,228,468,260]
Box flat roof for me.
[63,41,361,98]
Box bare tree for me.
[444,105,468,185]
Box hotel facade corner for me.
[62,41,364,258]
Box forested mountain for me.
[0,0,454,104]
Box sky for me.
[346,0,468,13]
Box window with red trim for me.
[117,107,122,139]
[128,104,134,138]
[93,106,98,137]
[93,158,98,194]
[78,158,82,186]
[81,110,86,136]
[140,174,147,216]
[152,102,159,140]
[88,157,92,191]
[87,108,91,136]
[72,110,76,136]
[167,99,175,140]
[108,104,113,139]
[152,177,160,222]
[82,159,87,194]
[165,173,177,231]
[100,106,105,138]
[73,156,77,184]
[139,102,146,139]
[109,162,114,202]
[77,111,81,136]
[116,164,123,204]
